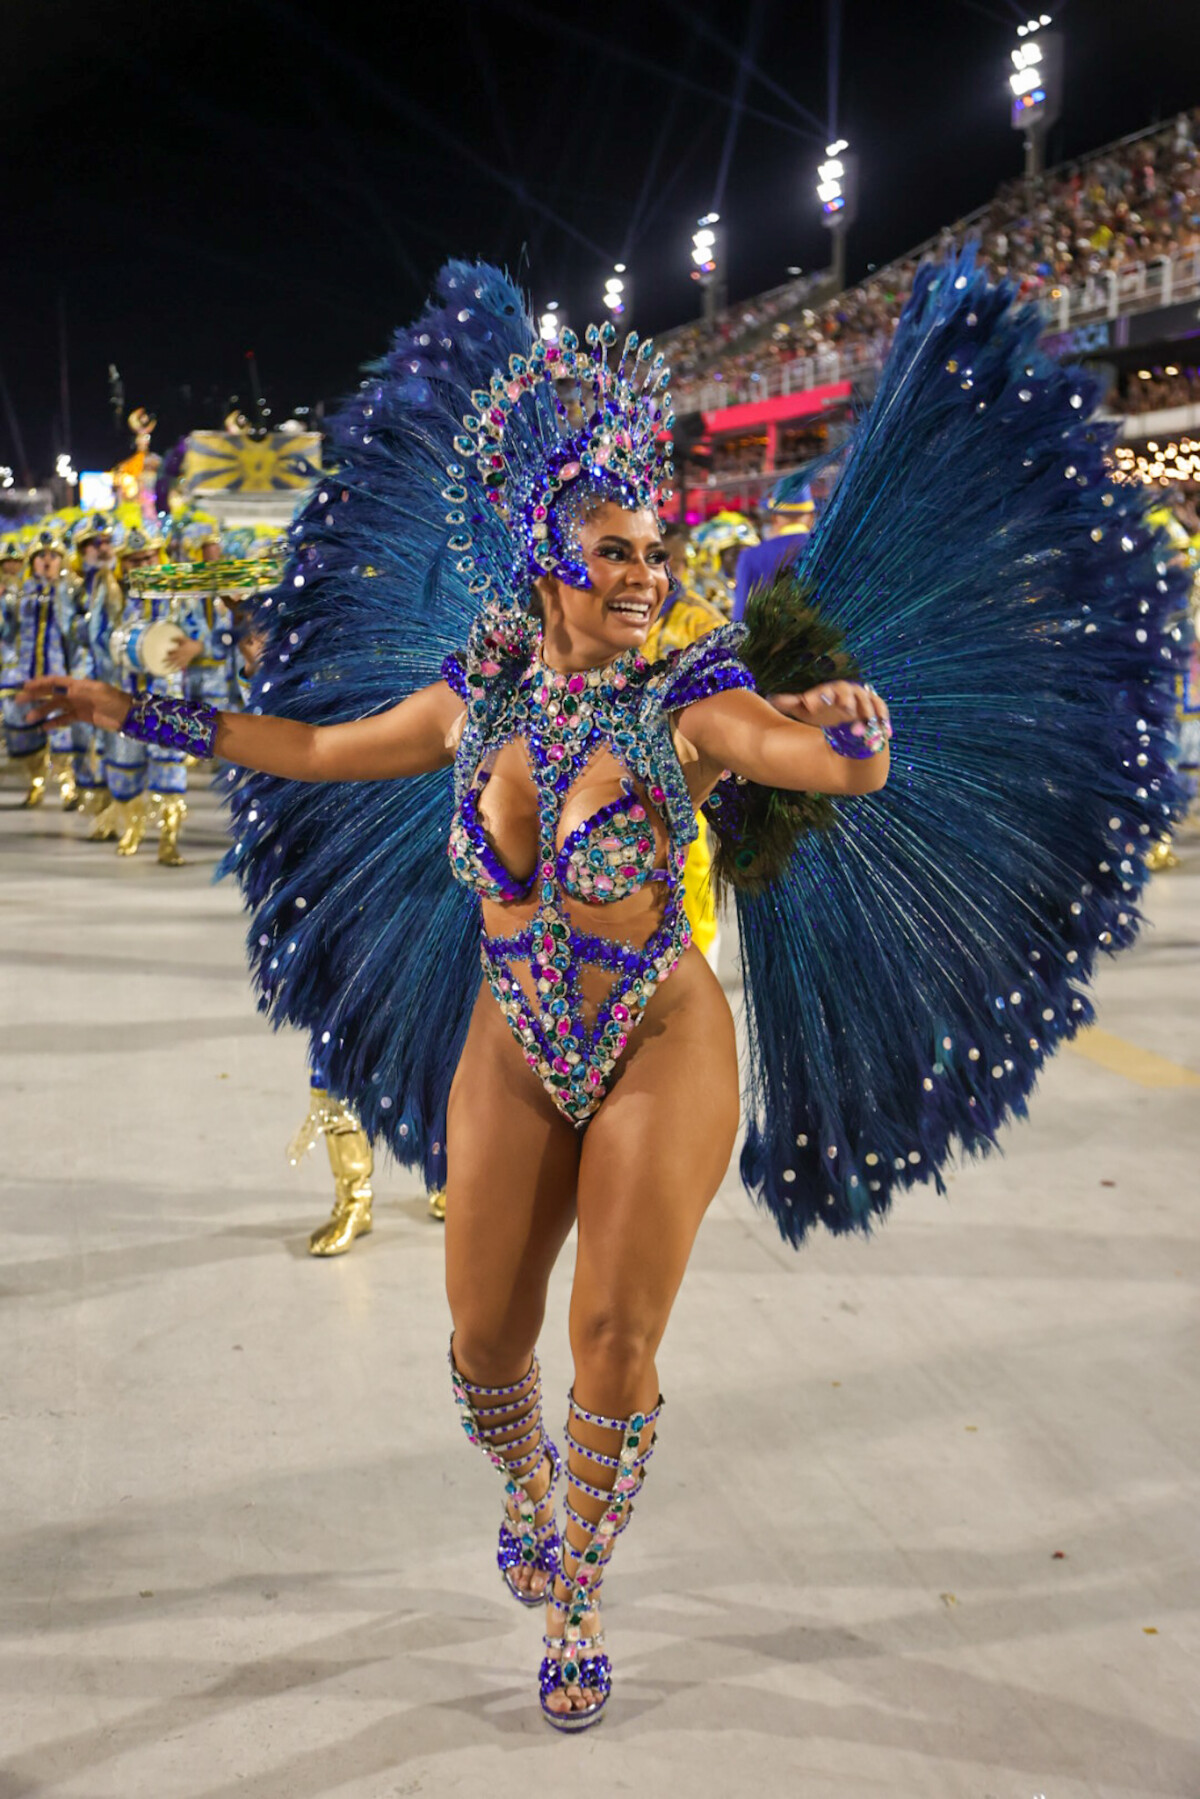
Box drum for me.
[118,618,188,677]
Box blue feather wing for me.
[739,249,1189,1245]
[220,261,536,1183]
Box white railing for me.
[677,240,1200,418]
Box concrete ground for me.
[1,769,1197,1799]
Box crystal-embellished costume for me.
[212,251,1186,1244]
[443,636,751,1122]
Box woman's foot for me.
[501,1444,559,1601]
[540,1581,610,1728]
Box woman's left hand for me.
[769,679,891,733]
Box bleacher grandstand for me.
[664,109,1200,519]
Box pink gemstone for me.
[597,836,621,851]
[553,1056,570,1075]
[628,805,646,823]
[614,673,627,689]
[489,454,503,468]
[615,1034,627,1051]
[506,381,522,401]
[650,786,665,803]
[567,674,585,694]
[615,1475,638,1493]
[594,444,612,465]
[559,461,580,480]
[636,838,651,854]
[556,1018,571,1036]
[526,1055,538,1069]
[612,1003,629,1023]
[588,1069,602,1086]
[533,505,547,520]
[480,658,500,676]
[619,865,638,880]
[489,408,504,425]
[594,874,614,891]
[548,744,566,761]
[541,862,555,879]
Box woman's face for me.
[536,501,670,660]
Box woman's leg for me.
[445,985,581,1595]
[543,953,740,1716]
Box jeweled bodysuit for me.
[444,633,752,1124]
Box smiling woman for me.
[16,251,1185,1736]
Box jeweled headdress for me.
[443,318,675,610]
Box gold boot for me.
[88,798,120,842]
[115,794,148,856]
[50,754,80,810]
[428,1188,447,1222]
[156,796,188,866]
[81,784,111,818]
[20,745,49,808]
[291,1090,375,1256]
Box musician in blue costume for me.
[22,253,1187,1733]
[101,528,198,863]
[67,513,120,814]
[3,532,78,808]
[0,536,26,772]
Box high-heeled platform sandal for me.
[538,1390,662,1733]
[449,1344,563,1607]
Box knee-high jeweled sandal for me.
[449,1344,563,1607]
[539,1390,663,1734]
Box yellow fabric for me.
[645,586,726,951]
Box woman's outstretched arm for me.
[678,679,891,797]
[15,675,466,782]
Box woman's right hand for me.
[16,676,132,734]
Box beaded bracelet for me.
[824,717,889,759]
[122,692,219,758]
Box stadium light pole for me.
[817,139,857,293]
[1009,14,1063,179]
[690,214,722,326]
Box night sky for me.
[4,0,1198,477]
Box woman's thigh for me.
[570,951,740,1363]
[445,984,581,1375]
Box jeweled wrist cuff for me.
[122,693,218,758]
[824,717,889,759]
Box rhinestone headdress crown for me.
[442,318,675,601]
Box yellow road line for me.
[1066,1027,1200,1089]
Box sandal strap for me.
[451,1341,561,1569]
[552,1390,663,1631]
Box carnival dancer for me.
[0,536,26,771]
[65,513,121,814]
[688,509,760,615]
[731,487,817,622]
[81,523,130,840]
[22,254,1187,1732]
[643,526,726,963]
[100,528,200,861]
[3,531,78,807]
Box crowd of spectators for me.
[1124,366,1200,415]
[666,110,1200,414]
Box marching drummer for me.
[101,527,201,864]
